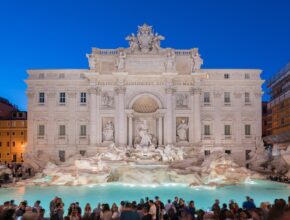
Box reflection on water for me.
[0,180,289,217]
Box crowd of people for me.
[0,196,290,220]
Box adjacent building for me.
[25,24,264,165]
[264,62,290,148]
[0,98,27,163]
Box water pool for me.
[0,180,289,216]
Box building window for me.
[38,125,45,136]
[7,142,9,147]
[7,132,9,136]
[59,92,66,103]
[204,92,210,104]
[204,150,210,156]
[39,92,45,103]
[245,73,250,79]
[245,124,251,135]
[12,141,15,147]
[225,150,231,155]
[0,142,2,147]
[204,125,210,135]
[224,73,230,79]
[245,92,250,103]
[281,118,285,125]
[80,125,87,137]
[224,125,231,135]
[12,132,15,135]
[80,92,87,104]
[59,125,66,136]
[224,92,231,104]
[80,150,86,156]
[21,131,24,136]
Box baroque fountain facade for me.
[23,24,273,186]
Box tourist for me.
[33,200,42,215]
[0,208,15,220]
[111,203,120,219]
[186,200,196,219]
[177,198,186,218]
[141,206,152,220]
[100,203,112,220]
[15,200,27,218]
[172,197,179,210]
[211,199,220,218]
[154,196,165,220]
[120,202,140,220]
[50,197,58,217]
[37,208,49,220]
[149,200,157,220]
[82,203,92,219]
[219,203,228,220]
[51,202,64,220]
[22,206,38,220]
[75,202,82,217]
[119,201,125,213]
[242,196,256,210]
[69,208,79,220]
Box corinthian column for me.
[115,86,126,146]
[89,88,98,145]
[192,87,201,144]
[165,87,175,145]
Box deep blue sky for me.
[0,0,289,110]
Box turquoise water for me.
[0,180,289,216]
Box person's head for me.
[75,202,79,207]
[189,201,194,207]
[149,200,154,206]
[1,208,15,220]
[103,203,110,212]
[112,203,118,211]
[168,199,171,204]
[35,200,41,206]
[246,196,251,201]
[155,196,159,201]
[174,196,178,202]
[145,197,149,202]
[215,199,219,204]
[10,200,15,205]
[120,201,125,206]
[222,203,227,209]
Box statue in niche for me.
[125,33,138,52]
[86,53,97,70]
[165,51,176,72]
[176,94,188,108]
[191,48,203,71]
[177,120,189,142]
[102,92,114,108]
[116,51,126,71]
[135,120,155,148]
[103,120,114,142]
[152,33,165,51]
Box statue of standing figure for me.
[177,119,189,141]
[103,120,114,142]
[152,33,165,51]
[165,51,176,72]
[191,48,203,71]
[125,33,138,52]
[86,53,97,70]
[116,51,126,71]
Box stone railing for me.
[94,49,118,55]
[174,50,192,56]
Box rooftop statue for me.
[126,24,165,53]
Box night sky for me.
[0,0,289,110]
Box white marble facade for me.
[25,24,263,165]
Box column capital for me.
[115,86,126,94]
[88,87,101,95]
[190,87,202,95]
